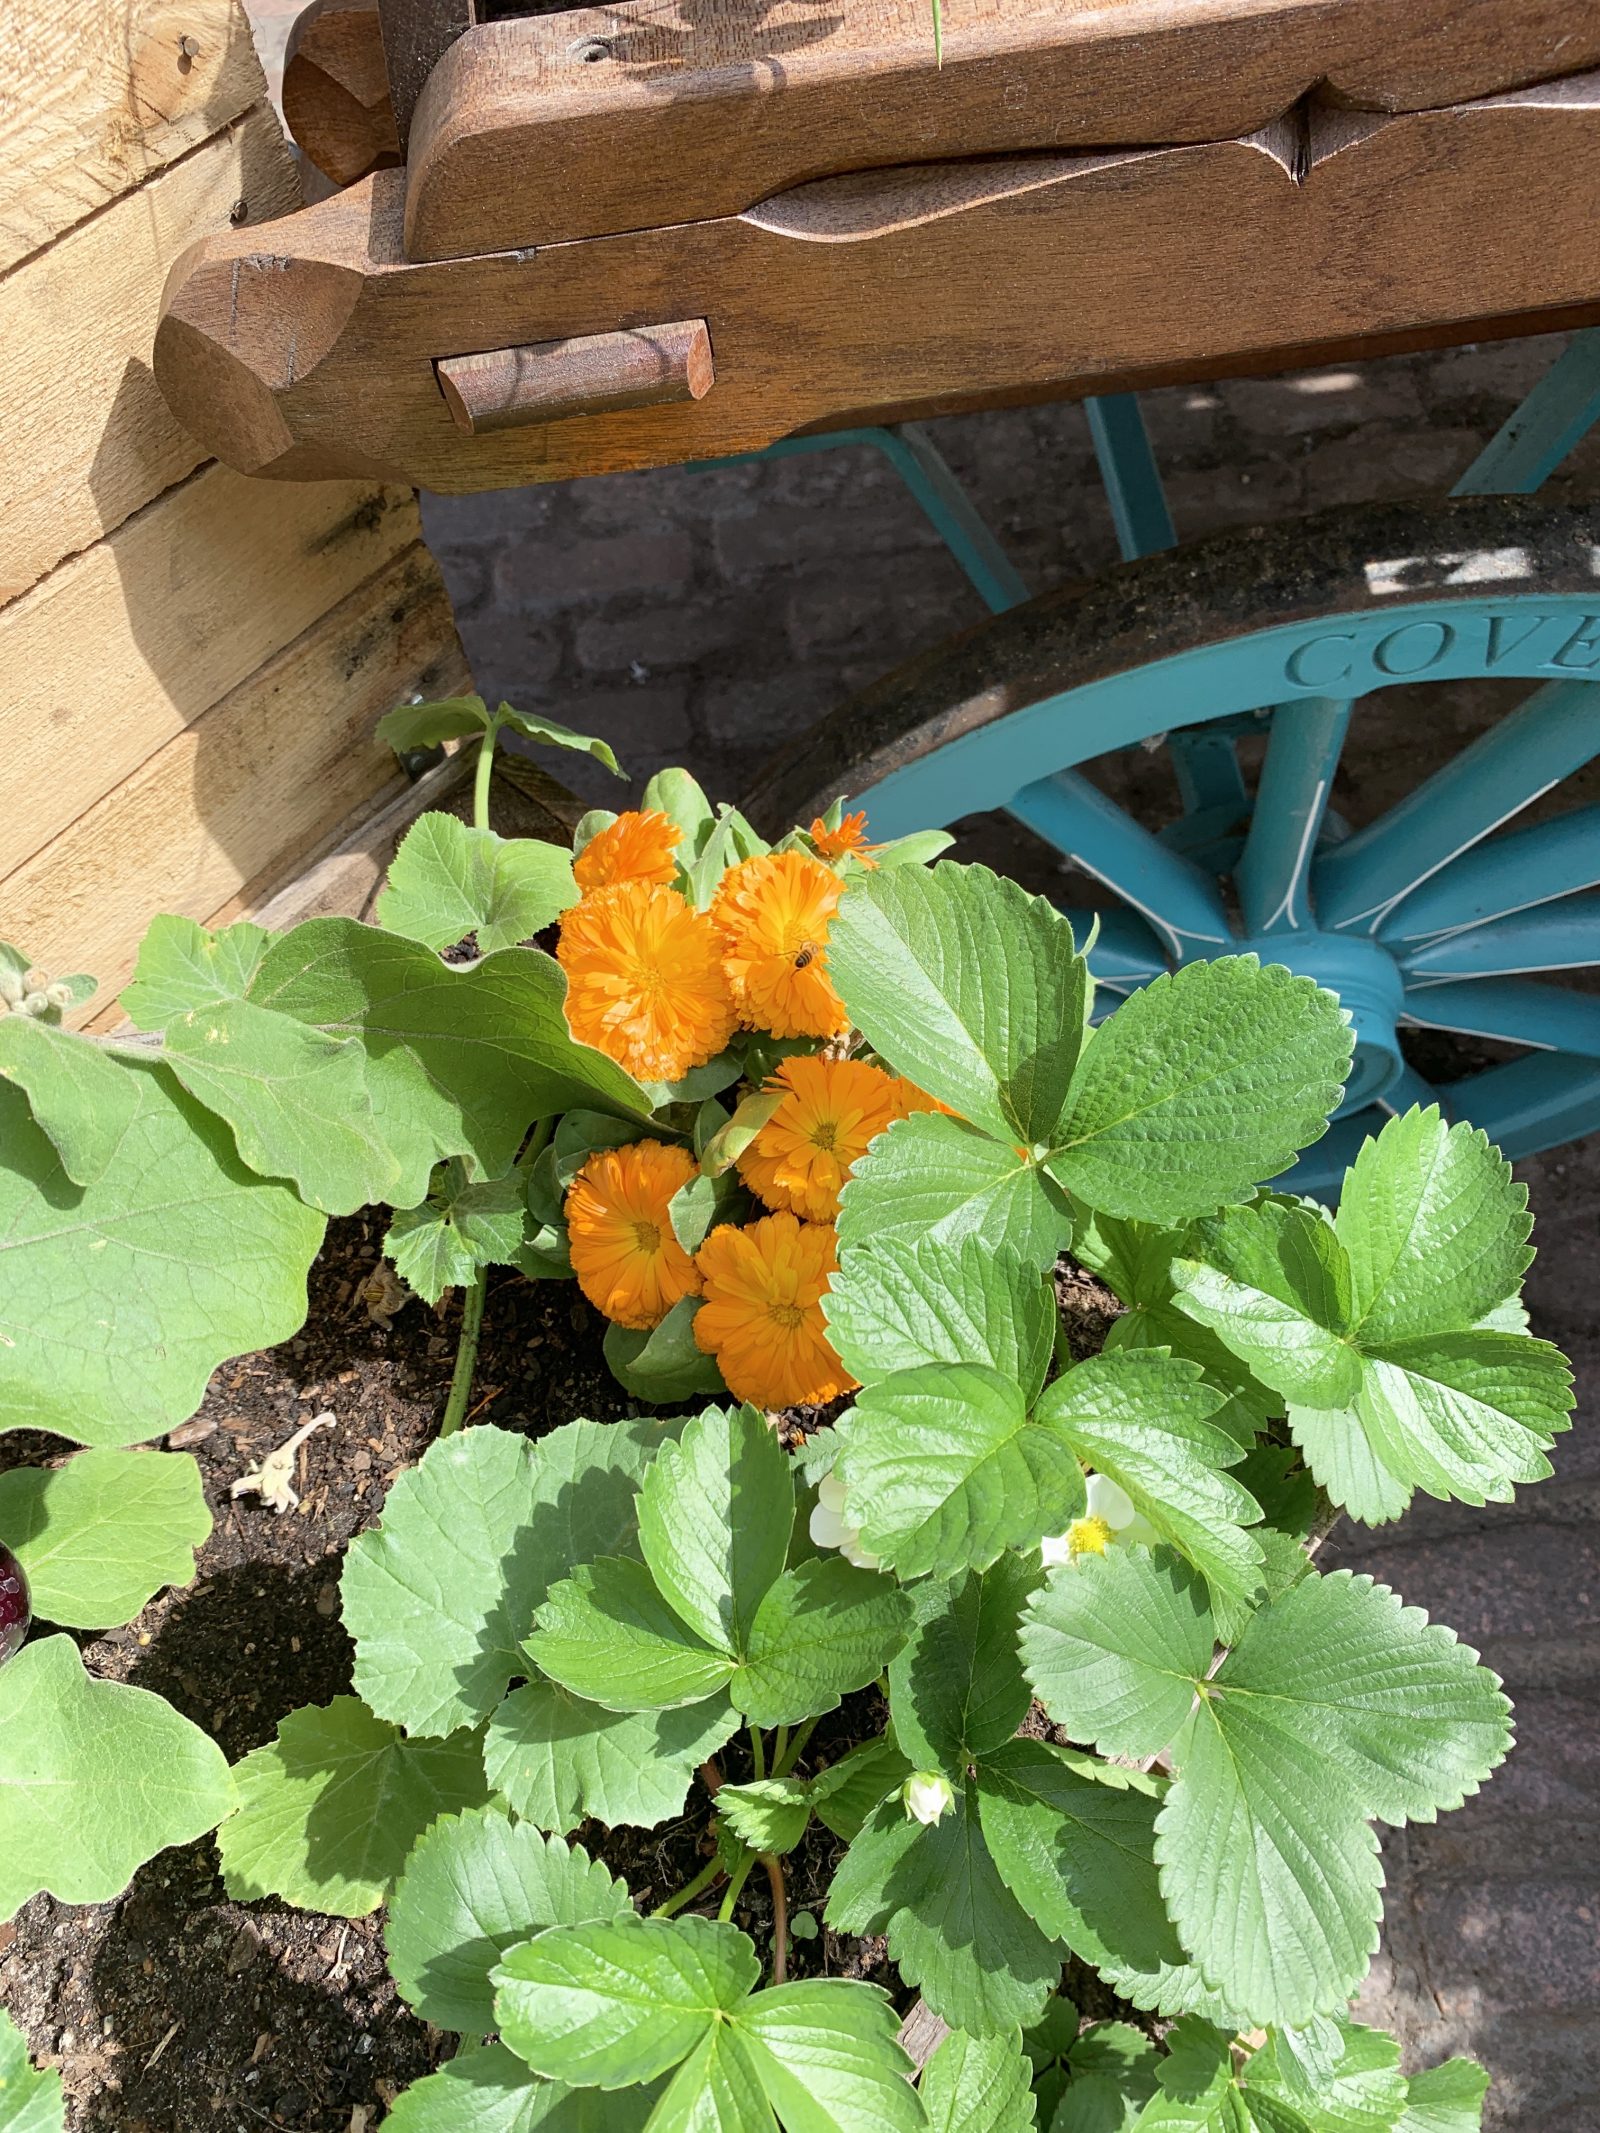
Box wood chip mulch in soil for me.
[0,1219,1134,2130]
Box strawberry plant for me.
[0,711,1568,2127]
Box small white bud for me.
[902,1771,955,1827]
[44,984,73,1009]
[20,992,50,1018]
[0,969,22,1006]
[22,969,49,994]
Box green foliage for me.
[384,2043,660,2131]
[385,1162,527,1303]
[0,2005,63,2133]
[919,2027,1036,2132]
[0,1012,139,1186]
[0,1448,209,1628]
[0,1636,234,1921]
[377,810,579,952]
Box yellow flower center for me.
[1068,1515,1114,1557]
[811,1120,840,1152]
[633,1219,663,1254]
[768,1301,807,1330]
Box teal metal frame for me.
[729,330,1600,1186]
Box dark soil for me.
[0,1217,1133,2130]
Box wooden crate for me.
[0,0,470,1023]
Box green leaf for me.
[218,1697,489,1917]
[735,1979,923,2133]
[386,1167,527,1303]
[530,1556,735,1712]
[377,694,493,753]
[838,1111,1073,1271]
[920,2027,1036,2133]
[718,1778,813,1856]
[388,1807,630,2033]
[1172,1202,1361,1408]
[888,1551,1038,1771]
[0,1635,234,1920]
[0,1017,140,1187]
[0,1448,210,1628]
[825,1237,1054,1399]
[604,1304,729,1402]
[486,1680,737,1834]
[839,1364,1086,1582]
[250,918,649,1206]
[377,812,579,953]
[0,1068,324,1448]
[1018,1547,1215,1763]
[734,1555,912,1727]
[1034,1352,1263,1606]
[1342,1332,1571,1510]
[638,1403,793,1655]
[828,862,1089,1144]
[871,829,957,870]
[496,1914,758,2086]
[495,702,625,776]
[160,994,398,1216]
[1049,960,1352,1223]
[1053,2021,1161,2133]
[1337,1109,1531,1344]
[808,1736,913,1842]
[345,1427,547,1736]
[121,912,269,1023]
[827,1788,1063,2035]
[384,2042,661,2132]
[1395,2061,1488,2133]
[641,767,716,855]
[1243,2020,1407,2133]
[0,2004,63,2133]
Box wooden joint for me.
[434,319,714,434]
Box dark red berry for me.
[0,1541,29,1664]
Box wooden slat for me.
[1,545,467,1024]
[0,102,301,605]
[157,76,1600,494]
[405,0,1600,259]
[0,0,270,273]
[0,470,422,874]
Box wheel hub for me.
[1215,932,1405,1117]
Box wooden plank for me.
[0,470,422,874]
[404,0,1600,259]
[0,0,270,272]
[156,75,1600,494]
[0,544,467,1025]
[0,103,302,605]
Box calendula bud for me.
[20,992,50,1018]
[0,968,22,1006]
[45,984,73,1010]
[902,1771,955,1826]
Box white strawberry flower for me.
[809,1472,881,1572]
[1040,1472,1159,1569]
[902,1772,955,1826]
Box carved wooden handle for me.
[435,320,715,433]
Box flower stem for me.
[772,1724,789,1770]
[748,1724,766,1780]
[761,1852,788,1985]
[718,1852,756,1922]
[439,1271,486,1438]
[772,1718,817,1779]
[652,1855,725,1919]
[473,718,500,833]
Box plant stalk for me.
[473,719,500,833]
[760,1853,788,1984]
[439,1271,486,1438]
[772,1718,818,1779]
[652,1855,725,1919]
[748,1724,766,1780]
[717,1852,756,1922]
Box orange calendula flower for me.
[694,1212,856,1410]
[737,1054,909,1222]
[809,811,881,868]
[558,880,736,1083]
[566,1140,702,1329]
[713,852,850,1039]
[573,809,682,892]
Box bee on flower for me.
[713,852,851,1040]
[565,1140,702,1329]
[1040,1473,1158,1568]
[693,1211,857,1411]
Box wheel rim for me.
[811,575,1600,1193]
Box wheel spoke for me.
[1007,769,1233,960]
[1311,677,1600,933]
[1235,697,1354,935]
[1378,803,1600,945]
[1061,907,1169,992]
[1376,1063,1444,1117]
[1402,977,1600,1058]
[1443,1052,1600,1162]
[1399,893,1600,980]
[1277,1110,1384,1201]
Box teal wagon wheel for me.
[750,491,1600,1195]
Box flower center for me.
[632,1219,663,1255]
[811,1119,840,1152]
[1067,1515,1114,1557]
[768,1301,807,1330]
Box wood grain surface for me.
[437,320,714,432]
[405,0,1600,258]
[0,0,270,272]
[284,0,400,183]
[1,102,302,603]
[156,74,1600,493]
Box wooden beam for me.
[156,75,1600,494]
[437,321,714,433]
[284,0,400,185]
[376,0,473,154]
[404,0,1600,259]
